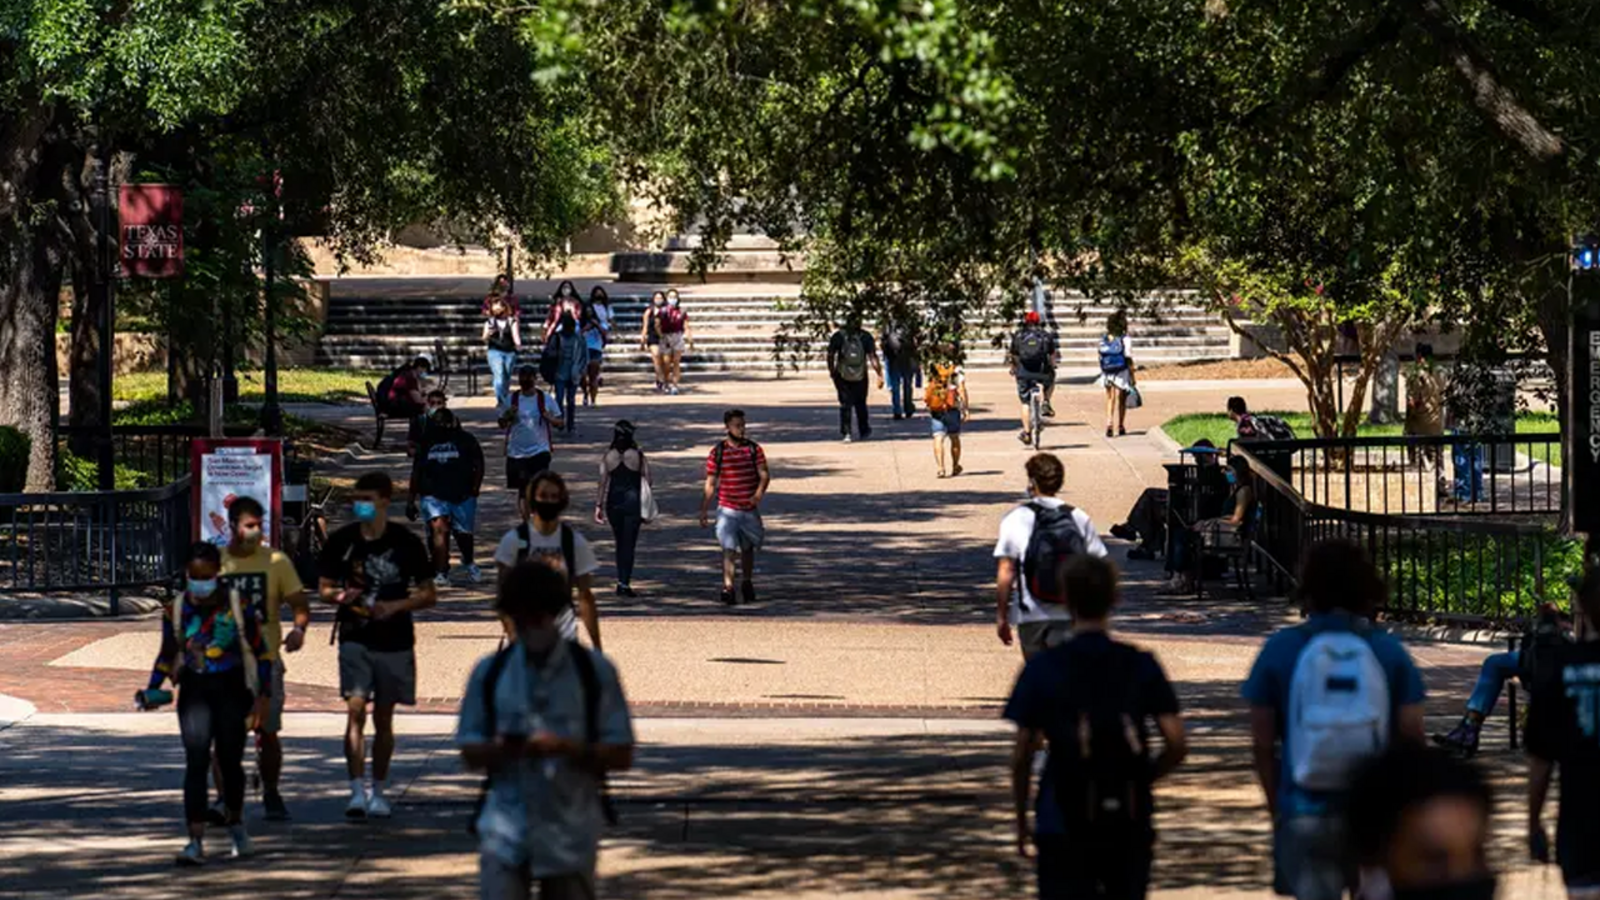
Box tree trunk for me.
[67,264,102,458]
[1369,352,1400,424]
[0,225,64,491]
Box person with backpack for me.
[925,361,969,478]
[1242,539,1426,900]
[1096,310,1136,438]
[458,561,634,900]
[1010,311,1059,446]
[143,541,273,866]
[482,291,522,411]
[542,280,584,342]
[492,470,603,650]
[499,366,565,514]
[827,316,884,442]
[1004,554,1188,899]
[699,408,769,606]
[1528,566,1600,898]
[549,313,587,435]
[580,286,612,407]
[639,291,669,393]
[1433,602,1571,757]
[993,453,1109,657]
[1227,396,1297,442]
[375,355,433,451]
[656,288,693,395]
[881,316,919,420]
[407,407,486,588]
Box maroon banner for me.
[119,184,184,278]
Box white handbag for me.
[640,478,659,524]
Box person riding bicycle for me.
[1009,311,1058,446]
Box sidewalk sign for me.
[191,438,284,548]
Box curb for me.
[0,693,36,732]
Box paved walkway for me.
[0,371,1564,898]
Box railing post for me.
[107,493,120,617]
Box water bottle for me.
[134,688,173,711]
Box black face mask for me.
[533,501,564,522]
[1392,875,1498,900]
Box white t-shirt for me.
[992,497,1108,625]
[505,389,561,459]
[492,522,600,639]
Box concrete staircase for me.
[313,285,1234,374]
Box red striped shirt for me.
[707,441,765,510]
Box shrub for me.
[0,427,29,493]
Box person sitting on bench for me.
[375,355,432,450]
[1110,439,1223,561]
[1433,602,1573,757]
[1161,455,1255,595]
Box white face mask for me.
[668,297,680,308]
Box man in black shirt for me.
[318,472,436,820]
[407,406,485,588]
[1004,554,1188,899]
[826,316,883,442]
[1528,573,1600,894]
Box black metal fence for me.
[1239,433,1563,518]
[1236,445,1568,625]
[0,477,193,613]
[57,424,260,487]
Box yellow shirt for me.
[219,545,305,660]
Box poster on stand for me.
[191,439,283,548]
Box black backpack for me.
[1023,503,1085,606]
[1517,612,1572,688]
[1017,328,1050,371]
[538,339,561,385]
[1255,414,1296,441]
[1051,642,1152,841]
[467,641,617,834]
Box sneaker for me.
[1109,523,1136,541]
[262,792,290,822]
[174,839,205,867]
[1431,721,1481,757]
[1106,426,1114,438]
[859,430,872,441]
[1018,430,1032,446]
[842,434,853,443]
[345,787,369,820]
[366,793,393,819]
[616,583,639,598]
[228,824,252,859]
[1043,403,1056,418]
[741,581,757,604]
[668,385,681,396]
[433,571,450,588]
[465,564,483,585]
[950,464,963,478]
[720,588,737,606]
[892,413,903,422]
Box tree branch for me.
[1243,12,1405,126]
[1409,0,1565,162]
[1220,306,1311,387]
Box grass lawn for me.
[113,368,385,405]
[1162,411,1564,464]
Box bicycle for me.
[288,480,333,590]
[1027,381,1045,449]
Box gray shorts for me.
[715,507,764,552]
[479,856,596,900]
[258,658,287,734]
[338,642,417,707]
[1018,620,1072,658]
[1276,814,1354,900]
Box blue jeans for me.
[554,379,578,432]
[886,362,916,417]
[1452,437,1485,502]
[1466,650,1521,717]
[487,348,518,409]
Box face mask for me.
[188,578,218,599]
[654,298,665,307]
[521,625,560,654]
[668,297,680,307]
[236,527,263,546]
[533,500,564,522]
[1392,875,1497,900]
[1225,469,1238,485]
[353,501,379,523]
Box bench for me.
[364,382,388,450]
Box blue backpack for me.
[1099,336,1127,374]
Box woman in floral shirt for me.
[145,541,272,866]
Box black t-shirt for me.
[1528,641,1600,877]
[415,428,484,504]
[318,521,431,651]
[1002,632,1179,837]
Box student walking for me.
[925,361,968,478]
[483,292,522,410]
[1242,539,1426,900]
[596,421,652,597]
[408,407,486,587]
[1097,311,1135,438]
[881,316,919,420]
[640,291,669,393]
[1004,554,1188,900]
[457,562,635,900]
[827,316,884,442]
[699,409,769,606]
[1527,568,1600,897]
[317,472,437,820]
[542,280,583,342]
[551,314,587,434]
[144,541,272,866]
[994,453,1109,657]
[218,496,309,823]
[492,471,604,650]
[500,366,566,514]
[656,289,692,394]
[580,287,611,407]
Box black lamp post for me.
[94,148,116,491]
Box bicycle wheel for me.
[1030,389,1044,449]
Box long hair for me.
[589,285,609,305]
[554,279,577,300]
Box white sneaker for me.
[174,839,205,867]
[465,564,483,585]
[366,792,392,819]
[345,786,368,820]
[228,824,252,859]
[433,572,450,588]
